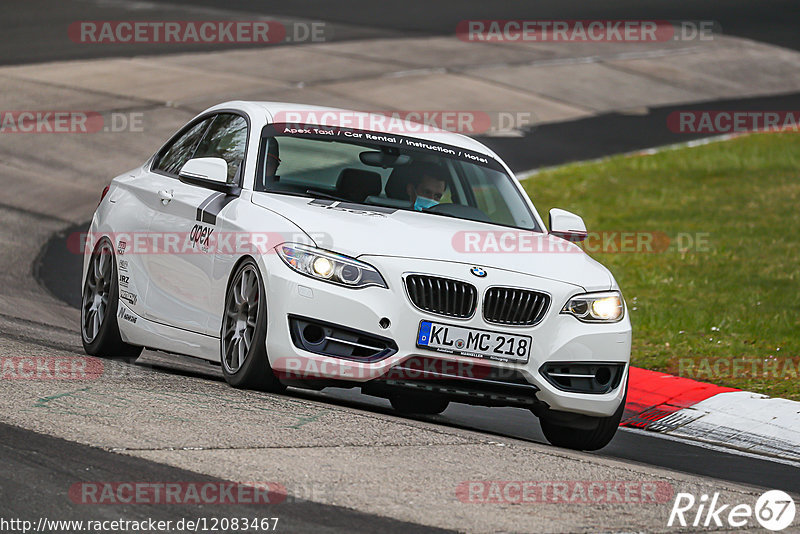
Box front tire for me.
[220,259,285,392]
[539,381,627,451]
[80,239,142,361]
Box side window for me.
[155,118,213,175]
[462,164,518,227]
[192,114,248,183]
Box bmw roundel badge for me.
[470,266,487,278]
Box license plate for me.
[416,321,531,363]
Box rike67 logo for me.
[669,490,796,531]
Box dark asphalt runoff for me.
[159,0,800,51]
[478,91,800,171]
[0,0,797,66]
[0,421,455,533]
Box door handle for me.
[158,189,174,205]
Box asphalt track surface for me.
[156,0,800,53]
[0,421,454,533]
[1,0,798,66]
[5,0,800,529]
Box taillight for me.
[98,185,110,206]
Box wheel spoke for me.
[240,274,248,304]
[243,331,251,352]
[224,321,236,336]
[233,278,244,306]
[93,255,102,281]
[237,337,246,368]
[84,309,94,336]
[244,272,257,301]
[97,252,108,280]
[225,337,237,367]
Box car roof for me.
[203,100,502,160]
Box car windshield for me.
[254,124,541,231]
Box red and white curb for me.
[622,367,800,463]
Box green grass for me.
[520,133,800,399]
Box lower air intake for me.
[539,362,626,394]
[289,316,397,362]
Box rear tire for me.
[220,259,285,393]
[539,380,627,451]
[390,394,450,415]
[80,239,143,361]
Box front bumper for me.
[263,254,631,418]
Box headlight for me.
[561,291,624,323]
[276,243,387,289]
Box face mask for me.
[414,196,439,211]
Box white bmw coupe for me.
[81,101,631,450]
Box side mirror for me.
[179,157,238,195]
[549,208,588,242]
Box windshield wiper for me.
[305,189,351,203]
[262,189,312,199]
[416,208,459,219]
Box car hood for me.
[252,193,612,291]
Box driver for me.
[406,162,447,211]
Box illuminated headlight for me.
[561,291,624,323]
[276,243,387,289]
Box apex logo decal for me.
[470,266,487,277]
[190,224,214,251]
